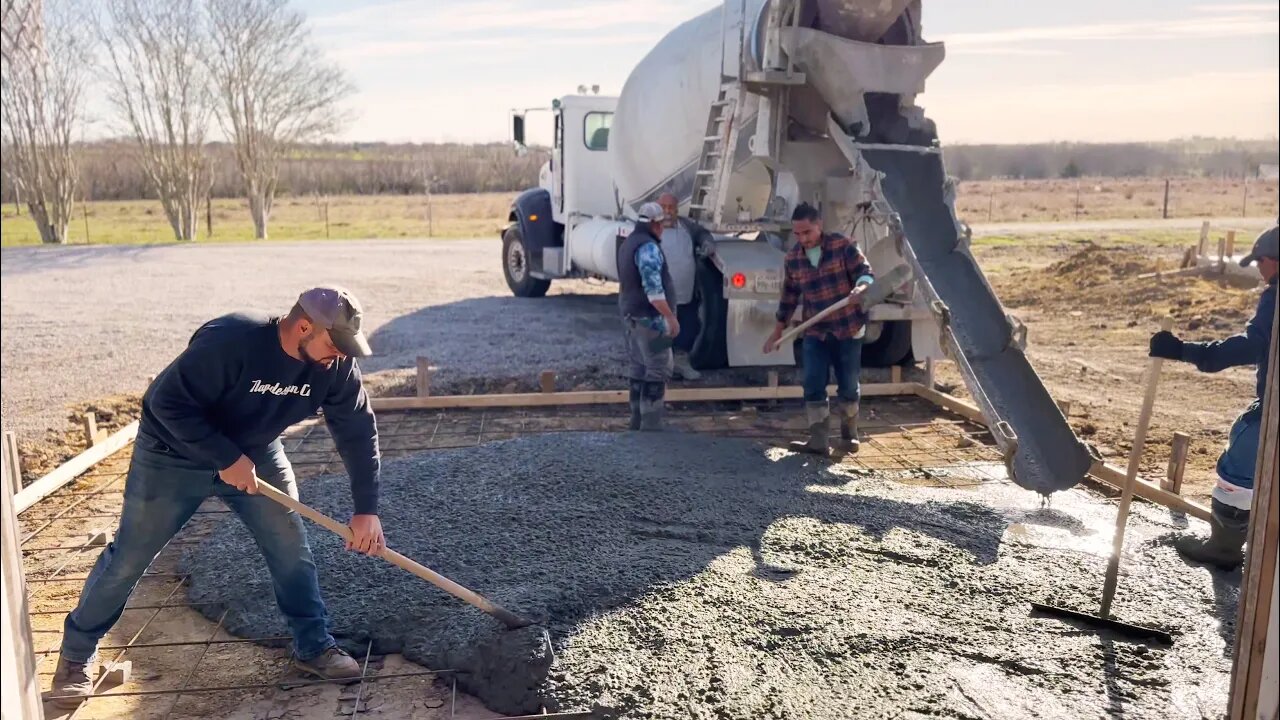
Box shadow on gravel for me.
[0,243,171,277]
[363,292,621,376]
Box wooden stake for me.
[1228,287,1277,719]
[82,412,99,448]
[3,432,20,496]
[1100,316,1173,619]
[539,370,556,394]
[1,432,43,720]
[1163,432,1190,494]
[890,366,903,384]
[1226,229,1237,258]
[924,357,936,390]
[1198,220,1210,255]
[415,357,432,398]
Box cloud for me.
[937,12,1278,48]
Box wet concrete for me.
[183,432,1236,718]
[863,149,1096,495]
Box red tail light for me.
[731,273,747,289]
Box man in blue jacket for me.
[1149,225,1277,570]
[52,287,385,707]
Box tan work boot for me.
[293,646,363,684]
[791,401,830,456]
[836,400,860,453]
[672,352,702,380]
[50,657,96,709]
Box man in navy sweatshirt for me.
[52,286,384,707]
[1149,224,1277,570]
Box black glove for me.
[1149,331,1184,360]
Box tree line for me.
[944,138,1278,181]
[2,0,349,243]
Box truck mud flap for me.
[861,148,1093,495]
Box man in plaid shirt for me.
[764,202,874,455]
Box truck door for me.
[559,97,619,219]
[551,111,565,222]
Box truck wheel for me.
[503,225,550,298]
[861,320,913,367]
[689,259,728,370]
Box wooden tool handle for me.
[253,480,533,629]
[1100,316,1174,618]
[771,264,912,351]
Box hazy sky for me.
[299,0,1280,145]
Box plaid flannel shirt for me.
[776,232,874,340]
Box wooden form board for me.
[13,421,139,515]
[1229,290,1278,720]
[370,382,919,411]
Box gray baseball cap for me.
[297,286,372,358]
[636,202,664,223]
[1240,225,1279,267]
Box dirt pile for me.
[183,432,1234,719]
[995,242,1260,334]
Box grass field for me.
[1,177,1276,247]
[0,193,512,246]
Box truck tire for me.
[689,259,728,370]
[502,225,551,298]
[861,320,913,367]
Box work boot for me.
[293,646,363,684]
[672,352,702,381]
[791,401,830,456]
[639,381,666,431]
[50,657,96,709]
[628,380,643,431]
[835,400,860,453]
[1175,515,1247,571]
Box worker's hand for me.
[695,242,716,260]
[847,285,869,309]
[664,316,681,339]
[763,326,783,354]
[1149,331,1184,360]
[218,455,259,495]
[347,514,385,556]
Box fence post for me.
[1161,178,1170,219]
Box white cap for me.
[636,202,664,223]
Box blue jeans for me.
[61,436,334,663]
[801,333,863,403]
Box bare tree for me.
[204,0,351,240]
[95,0,213,242]
[1,0,92,244]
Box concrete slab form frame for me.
[0,378,1227,719]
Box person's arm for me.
[323,359,385,555]
[637,242,678,335]
[147,337,245,472]
[684,218,716,258]
[1155,286,1275,371]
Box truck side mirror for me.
[512,114,526,148]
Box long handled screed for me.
[254,480,534,630]
[1032,318,1175,645]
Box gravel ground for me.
[183,432,1235,719]
[1,239,627,441]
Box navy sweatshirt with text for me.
[139,313,381,514]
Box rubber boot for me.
[628,380,643,431]
[835,400,860,453]
[672,352,702,381]
[791,401,830,456]
[1175,514,1247,570]
[639,381,666,431]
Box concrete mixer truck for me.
[500,0,1097,496]
[500,0,945,370]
